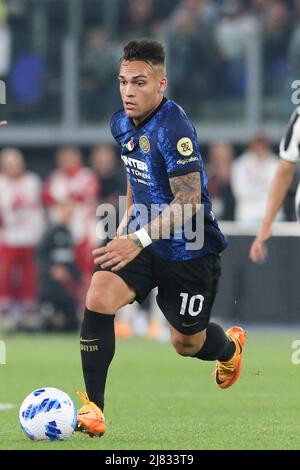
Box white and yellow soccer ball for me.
[19,387,77,440]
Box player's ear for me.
[159,77,168,94]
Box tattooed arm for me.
[131,171,201,247]
[93,172,201,270]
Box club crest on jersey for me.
[177,137,194,156]
[139,135,151,153]
[124,137,135,152]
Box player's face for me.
[119,60,167,125]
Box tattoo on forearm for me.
[146,172,201,242]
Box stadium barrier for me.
[213,222,300,324]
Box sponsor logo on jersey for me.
[177,137,194,156]
[121,155,151,181]
[176,156,199,165]
[139,135,151,153]
[121,155,148,172]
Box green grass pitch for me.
[0,330,299,450]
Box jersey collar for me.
[129,96,168,130]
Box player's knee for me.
[171,339,198,357]
[86,272,119,314]
[171,335,206,357]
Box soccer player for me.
[250,106,300,263]
[76,39,247,437]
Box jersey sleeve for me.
[279,107,300,163]
[157,106,202,177]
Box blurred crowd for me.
[0,137,298,336]
[0,145,126,332]
[1,0,300,121]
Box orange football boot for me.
[75,391,106,437]
[215,326,247,389]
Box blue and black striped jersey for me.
[110,97,227,261]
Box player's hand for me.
[0,121,7,126]
[249,226,272,263]
[93,235,142,272]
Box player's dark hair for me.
[122,39,165,66]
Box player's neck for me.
[132,97,166,128]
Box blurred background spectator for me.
[231,134,282,222]
[80,28,120,121]
[121,0,157,40]
[288,0,300,80]
[43,146,99,275]
[0,0,11,79]
[262,0,291,98]
[0,148,44,329]
[90,144,126,208]
[215,0,258,97]
[166,0,217,116]
[37,199,80,332]
[91,144,126,245]
[207,141,235,220]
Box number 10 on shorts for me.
[179,293,204,316]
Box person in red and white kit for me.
[43,147,100,277]
[0,147,45,314]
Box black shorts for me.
[97,247,221,336]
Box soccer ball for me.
[19,387,77,440]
